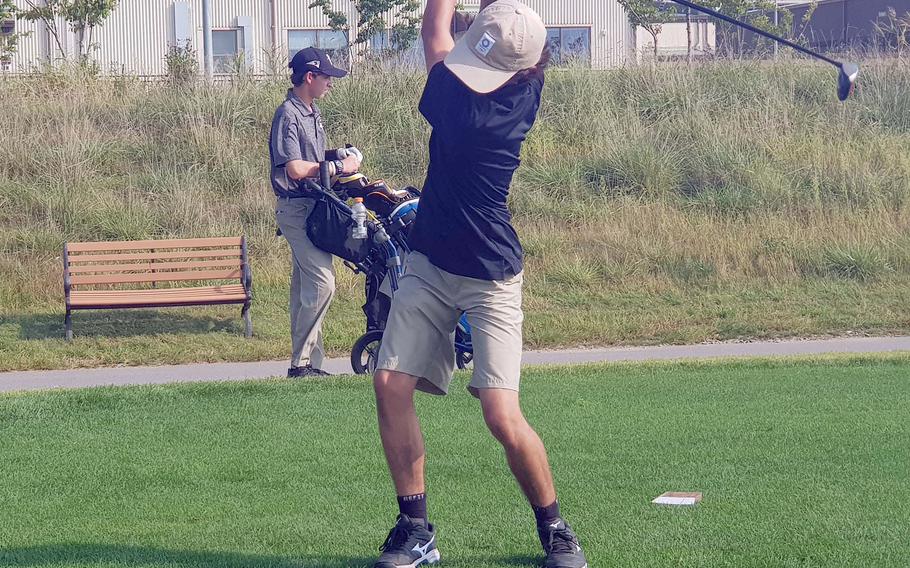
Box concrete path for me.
[2,335,909,394]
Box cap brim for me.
[444,38,516,94]
[324,66,347,78]
[294,63,348,78]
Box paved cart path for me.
[2,335,909,394]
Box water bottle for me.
[351,198,368,240]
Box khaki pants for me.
[376,252,523,396]
[276,197,335,369]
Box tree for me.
[873,7,910,58]
[616,0,676,62]
[1,0,28,69]
[792,2,818,43]
[309,0,422,63]
[17,0,119,61]
[709,0,792,57]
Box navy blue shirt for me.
[409,62,543,281]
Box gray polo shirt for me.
[269,89,330,197]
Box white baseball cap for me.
[444,0,547,94]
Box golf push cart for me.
[299,160,474,375]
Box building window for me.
[1,20,14,36]
[367,30,421,54]
[369,30,409,52]
[288,29,349,66]
[452,10,478,40]
[546,27,591,65]
[213,29,241,73]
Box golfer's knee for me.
[482,406,527,449]
[373,370,416,402]
[319,276,336,300]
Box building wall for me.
[5,0,635,75]
[517,0,632,68]
[635,21,716,60]
[788,0,909,49]
[8,0,63,73]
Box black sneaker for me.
[374,514,440,568]
[287,364,331,378]
[538,518,588,568]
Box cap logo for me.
[307,59,320,68]
[475,32,496,57]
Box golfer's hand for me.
[345,145,364,163]
[341,154,361,174]
[337,145,364,163]
[453,11,475,34]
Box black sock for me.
[533,500,561,527]
[398,493,427,522]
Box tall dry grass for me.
[0,58,908,363]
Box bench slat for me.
[76,286,246,301]
[67,249,243,263]
[70,269,242,286]
[68,260,241,274]
[70,298,247,309]
[69,285,248,308]
[76,286,245,299]
[67,237,242,253]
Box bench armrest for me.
[241,236,253,296]
[62,243,72,302]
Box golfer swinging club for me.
[370,1,588,567]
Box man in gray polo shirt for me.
[269,47,361,378]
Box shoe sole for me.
[382,548,440,568]
[395,548,442,568]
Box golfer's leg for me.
[278,199,335,369]
[479,388,557,507]
[373,370,425,496]
[288,259,303,366]
[289,240,334,369]
[461,270,557,505]
[372,255,458,495]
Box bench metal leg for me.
[64,310,73,342]
[242,303,252,338]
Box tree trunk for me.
[44,19,66,60]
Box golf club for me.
[668,0,859,101]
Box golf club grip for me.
[667,0,842,68]
[319,160,332,193]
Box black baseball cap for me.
[289,47,348,78]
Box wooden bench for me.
[63,236,253,341]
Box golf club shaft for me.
[668,0,842,68]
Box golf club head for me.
[837,62,859,101]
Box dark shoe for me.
[287,364,331,378]
[538,518,588,568]
[374,514,440,568]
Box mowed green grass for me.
[1,356,908,567]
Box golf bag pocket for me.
[306,195,372,264]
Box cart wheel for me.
[351,330,384,375]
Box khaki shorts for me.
[376,252,523,397]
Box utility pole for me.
[774,0,779,58]
[686,6,692,65]
[202,0,213,78]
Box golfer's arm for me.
[422,0,457,71]
[285,159,322,180]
